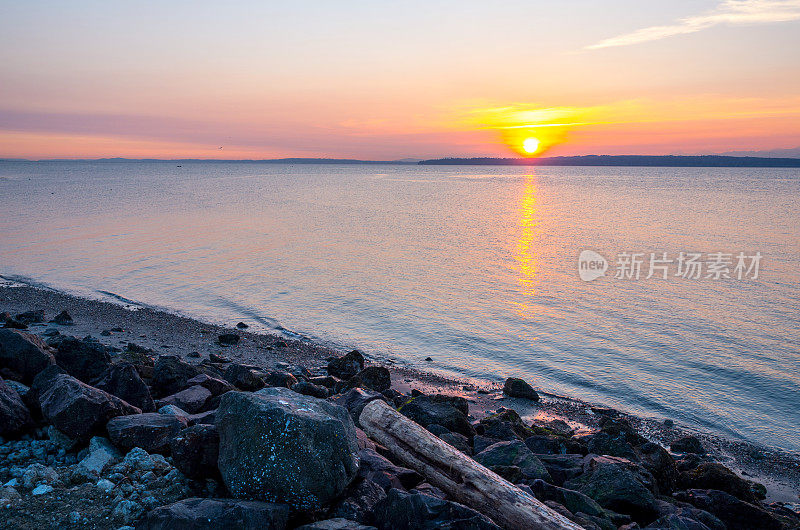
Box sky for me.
[1,0,799,159]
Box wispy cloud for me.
[586,0,800,50]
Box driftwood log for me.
[359,399,584,530]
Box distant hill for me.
[419,155,800,167]
[0,157,418,164]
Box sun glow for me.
[522,137,540,154]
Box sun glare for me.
[522,137,540,155]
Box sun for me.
[522,137,540,155]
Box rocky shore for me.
[1,283,799,529]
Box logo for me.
[578,250,608,281]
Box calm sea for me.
[1,161,799,450]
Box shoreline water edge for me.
[0,280,798,529]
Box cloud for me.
[586,0,800,49]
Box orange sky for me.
[1,2,799,159]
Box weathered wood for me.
[359,399,584,530]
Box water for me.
[1,161,799,450]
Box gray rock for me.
[112,499,143,525]
[184,374,234,396]
[223,364,265,391]
[372,488,500,530]
[502,377,540,401]
[31,484,53,495]
[137,497,289,530]
[528,479,606,518]
[343,367,391,392]
[76,436,121,476]
[398,395,474,437]
[53,336,111,383]
[327,350,365,380]
[216,388,360,510]
[675,489,780,530]
[157,385,212,414]
[292,381,329,399]
[0,328,56,384]
[52,310,74,325]
[170,424,219,480]
[474,440,551,482]
[0,376,33,436]
[152,356,201,398]
[671,436,706,455]
[94,363,155,412]
[22,463,59,489]
[39,373,141,441]
[331,388,386,427]
[107,413,187,454]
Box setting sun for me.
[522,137,540,154]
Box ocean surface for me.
[1,161,799,450]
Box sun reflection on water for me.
[513,174,542,319]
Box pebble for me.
[31,484,53,495]
[96,479,115,492]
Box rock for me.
[76,436,121,476]
[679,462,758,503]
[298,519,377,530]
[137,498,289,530]
[184,374,234,396]
[473,435,502,455]
[292,381,329,398]
[358,448,422,491]
[503,377,540,401]
[157,385,212,414]
[638,442,678,494]
[94,363,156,412]
[331,388,386,427]
[372,488,500,530]
[224,364,265,391]
[344,367,391,393]
[474,440,551,482]
[0,486,22,504]
[216,388,359,510]
[398,395,474,437]
[158,404,190,420]
[39,372,141,440]
[478,409,531,441]
[112,499,144,525]
[53,336,111,383]
[675,489,780,530]
[528,479,607,519]
[15,310,45,325]
[170,424,220,480]
[440,432,471,455]
[525,434,584,455]
[123,447,170,473]
[564,456,658,524]
[22,463,59,489]
[236,322,249,329]
[218,333,240,346]
[263,370,298,389]
[52,310,74,325]
[188,409,217,426]
[671,436,706,455]
[329,477,386,523]
[0,328,56,384]
[152,356,201,398]
[327,350,365,380]
[107,413,187,454]
[31,484,54,495]
[587,431,638,460]
[208,353,230,363]
[0,376,33,436]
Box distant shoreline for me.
[2,154,800,167]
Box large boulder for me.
[138,498,289,530]
[0,376,33,436]
[564,456,659,524]
[679,462,758,503]
[106,412,187,454]
[152,356,201,398]
[637,442,678,494]
[343,367,391,393]
[157,385,212,414]
[216,388,360,510]
[371,488,500,530]
[39,373,140,440]
[398,395,474,437]
[327,350,365,379]
[224,364,266,391]
[0,328,56,384]
[94,363,155,412]
[474,440,551,482]
[503,377,540,401]
[170,424,220,479]
[332,388,387,427]
[357,448,422,491]
[53,336,111,383]
[675,489,781,530]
